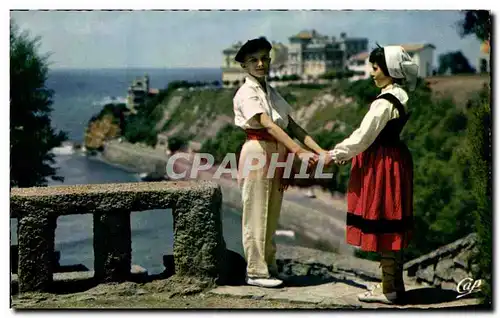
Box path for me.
[208,244,482,309]
[208,281,481,309]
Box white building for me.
[347,51,370,81]
[400,43,436,78]
[347,43,436,81]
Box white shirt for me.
[329,84,409,161]
[233,76,293,130]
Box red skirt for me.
[345,141,414,252]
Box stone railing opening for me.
[10,181,226,293]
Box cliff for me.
[84,114,121,150]
[154,85,357,143]
[84,103,127,150]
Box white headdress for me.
[383,46,419,91]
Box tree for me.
[10,21,67,188]
[466,88,492,305]
[437,51,475,75]
[168,135,189,153]
[458,10,492,42]
[457,10,492,306]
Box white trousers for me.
[238,139,288,278]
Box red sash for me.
[245,129,276,142]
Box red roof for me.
[399,43,436,52]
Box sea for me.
[10,68,297,275]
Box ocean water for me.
[10,68,295,275]
[45,68,223,142]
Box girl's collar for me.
[381,83,394,93]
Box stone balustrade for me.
[10,180,226,293]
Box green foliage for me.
[122,85,180,146]
[276,86,325,108]
[10,21,67,187]
[287,83,329,89]
[465,87,492,305]
[438,51,476,75]
[123,114,158,146]
[199,124,246,164]
[354,250,381,262]
[341,78,380,105]
[319,70,355,80]
[168,134,191,152]
[394,81,477,260]
[281,74,300,81]
[159,87,235,134]
[458,10,492,42]
[310,129,351,192]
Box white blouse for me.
[233,76,293,130]
[329,84,409,161]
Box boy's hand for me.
[319,151,334,167]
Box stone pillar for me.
[172,184,225,280]
[17,213,57,292]
[93,211,131,282]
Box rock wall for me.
[101,140,168,174]
[404,233,478,291]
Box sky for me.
[10,10,485,70]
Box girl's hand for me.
[327,149,345,166]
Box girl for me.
[329,45,418,304]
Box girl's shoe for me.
[357,289,398,304]
[246,276,283,288]
[358,283,404,304]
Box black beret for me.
[234,37,272,63]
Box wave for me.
[50,142,76,156]
[92,96,127,106]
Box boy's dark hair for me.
[369,47,404,85]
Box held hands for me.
[297,151,319,169]
[280,150,317,192]
[296,149,344,169]
[318,150,334,167]
[327,149,348,166]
